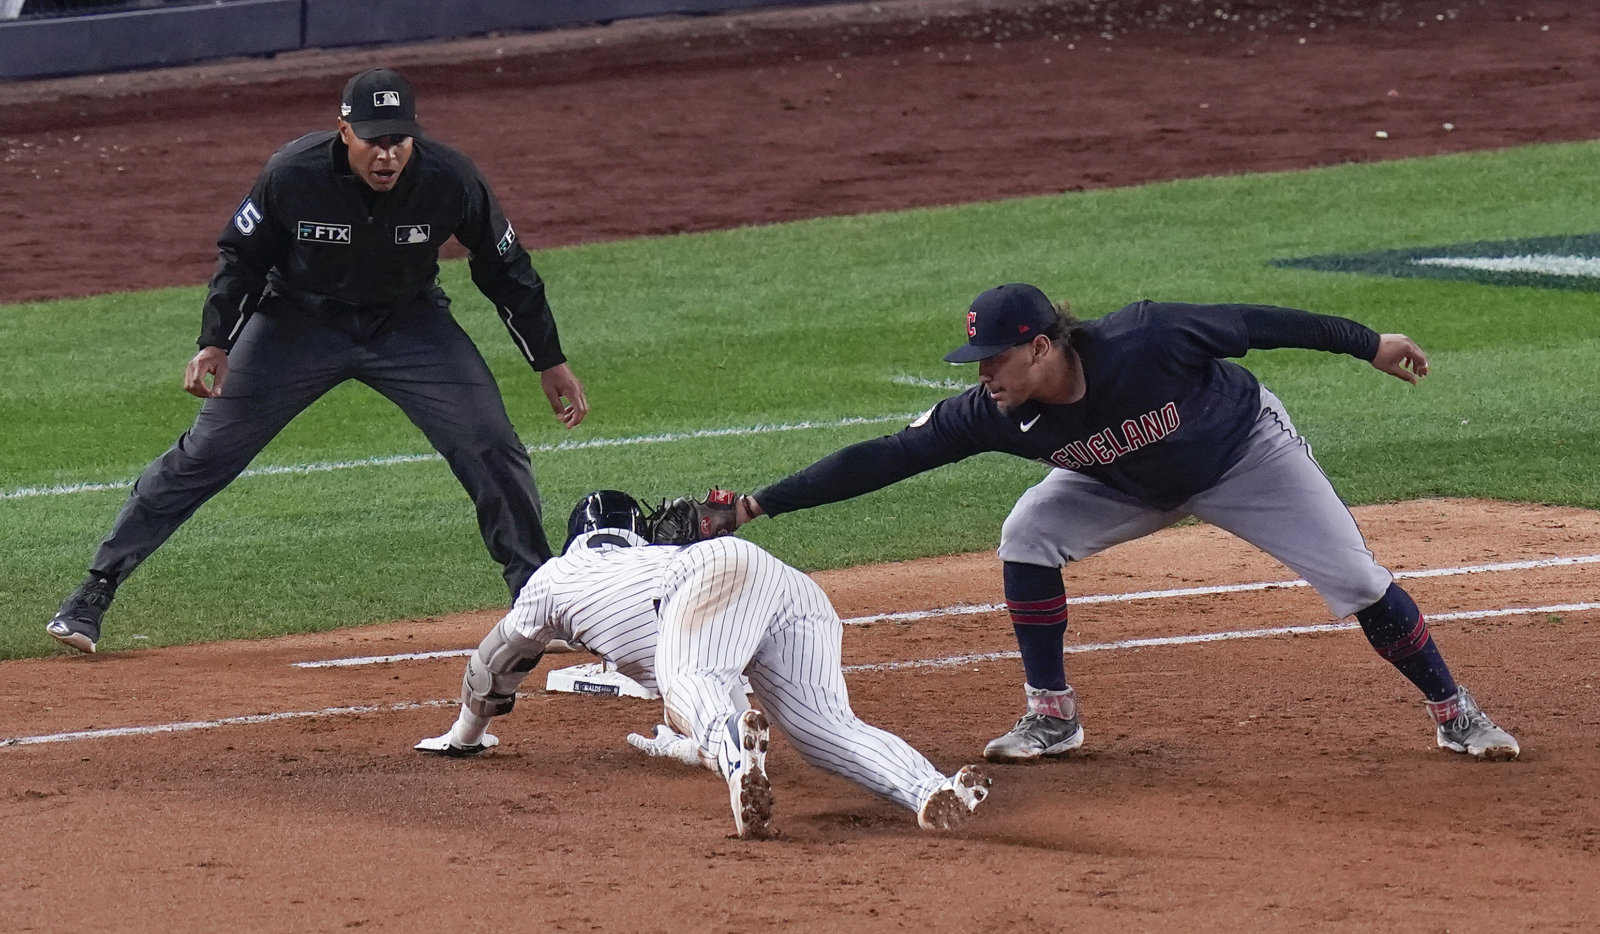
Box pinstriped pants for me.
[654,536,950,812]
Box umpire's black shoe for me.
[45,574,116,654]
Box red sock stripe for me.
[1376,614,1431,662]
[1007,596,1069,626]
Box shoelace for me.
[1446,708,1496,738]
[77,581,115,610]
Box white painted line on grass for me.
[9,600,1596,750]
[0,699,456,748]
[0,413,917,501]
[892,374,970,391]
[291,552,1600,669]
[1413,254,1600,278]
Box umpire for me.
[45,68,587,654]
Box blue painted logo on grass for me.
[1273,233,1600,292]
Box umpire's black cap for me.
[943,283,1057,363]
[340,68,423,140]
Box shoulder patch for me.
[233,197,263,236]
[909,406,936,428]
[496,221,517,256]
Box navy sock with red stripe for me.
[1003,561,1069,692]
[1355,583,1457,702]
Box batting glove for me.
[626,724,705,768]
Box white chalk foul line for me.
[0,699,456,748]
[0,413,917,501]
[297,649,473,669]
[289,552,1600,669]
[9,600,1597,749]
[843,602,1600,673]
[840,552,1600,625]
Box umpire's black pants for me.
[90,305,552,598]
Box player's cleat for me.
[983,712,1084,762]
[45,574,117,654]
[917,765,993,831]
[723,709,774,840]
[414,731,499,757]
[1429,687,1519,761]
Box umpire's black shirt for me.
[198,131,565,369]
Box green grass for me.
[4,140,1599,657]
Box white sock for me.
[450,708,492,745]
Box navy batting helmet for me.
[565,490,649,551]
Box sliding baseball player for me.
[417,490,991,838]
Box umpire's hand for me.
[184,346,230,398]
[541,362,589,428]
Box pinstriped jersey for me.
[504,529,673,692]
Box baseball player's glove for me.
[647,489,739,545]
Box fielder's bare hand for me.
[184,346,230,398]
[735,494,764,527]
[1371,333,1429,385]
[541,362,589,428]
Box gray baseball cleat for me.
[983,712,1085,762]
[917,765,993,831]
[1432,687,1520,761]
[724,709,774,840]
[45,574,116,654]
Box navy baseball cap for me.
[943,283,1057,363]
[340,68,422,140]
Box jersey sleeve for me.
[453,165,566,371]
[502,565,563,646]
[1140,302,1380,364]
[753,390,993,516]
[198,168,289,351]
[1236,304,1380,360]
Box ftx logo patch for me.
[298,221,352,244]
[1272,233,1600,293]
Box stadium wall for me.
[0,0,850,80]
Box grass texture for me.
[2,141,1597,657]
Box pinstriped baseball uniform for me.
[510,530,951,812]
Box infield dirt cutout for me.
[4,1,1599,931]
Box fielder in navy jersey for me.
[417,490,992,839]
[736,283,1520,763]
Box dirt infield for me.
[4,1,1600,931]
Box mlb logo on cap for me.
[340,68,423,141]
[943,283,1058,363]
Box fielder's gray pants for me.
[91,307,551,597]
[998,387,1392,618]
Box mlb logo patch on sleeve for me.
[396,225,430,244]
